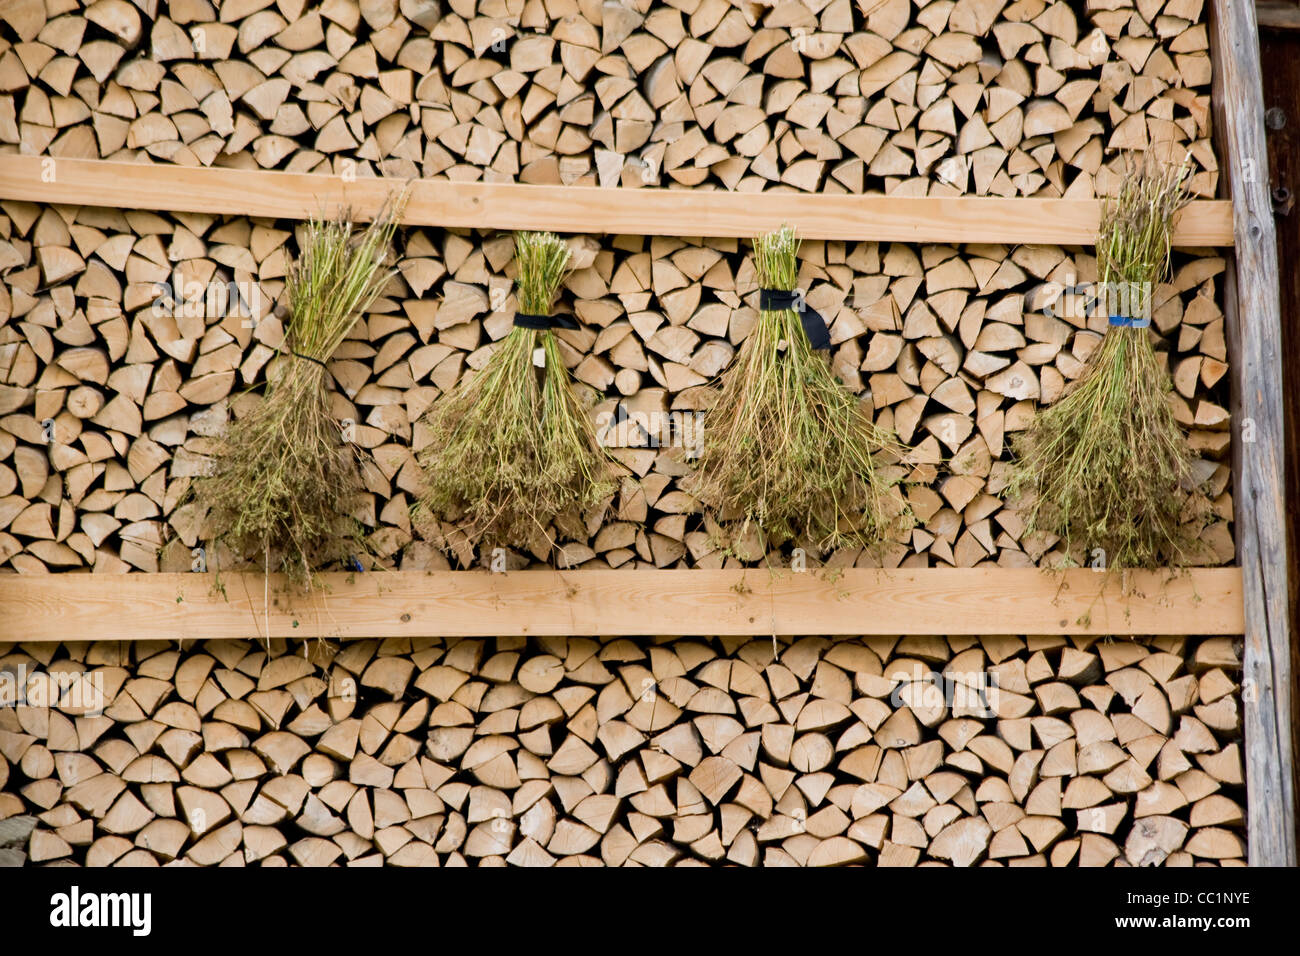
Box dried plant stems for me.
[194,200,403,586]
[692,225,905,551]
[418,231,614,555]
[1007,155,1209,570]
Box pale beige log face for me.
[0,632,1247,866]
[2,0,1216,200]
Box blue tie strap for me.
[1108,315,1151,328]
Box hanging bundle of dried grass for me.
[193,198,403,586]
[417,231,615,555]
[690,226,907,552]
[1005,155,1213,570]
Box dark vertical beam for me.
[1210,0,1297,865]
[1257,20,1300,855]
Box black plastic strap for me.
[289,349,328,369]
[759,288,831,349]
[514,312,579,330]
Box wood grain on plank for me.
[1210,0,1297,866]
[0,568,1243,642]
[0,156,1236,246]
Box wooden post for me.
[1210,0,1297,866]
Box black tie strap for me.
[514,312,579,330]
[288,349,328,369]
[759,288,831,350]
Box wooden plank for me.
[0,568,1243,642]
[0,156,1235,246]
[1210,0,1298,867]
[1258,0,1300,30]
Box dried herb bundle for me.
[1006,155,1211,569]
[193,200,403,585]
[691,225,906,552]
[417,231,615,555]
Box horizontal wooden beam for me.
[0,568,1243,642]
[1258,0,1300,30]
[0,156,1236,246]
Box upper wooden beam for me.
[0,568,1243,643]
[1258,0,1300,30]
[1210,0,1297,866]
[0,156,1236,246]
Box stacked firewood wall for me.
[0,0,1233,568]
[3,0,1216,198]
[0,0,1245,869]
[0,206,1233,571]
[0,633,1248,866]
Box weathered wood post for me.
[1210,0,1297,866]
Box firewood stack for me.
[0,0,1245,870]
[0,200,1234,572]
[2,0,1215,198]
[0,633,1247,866]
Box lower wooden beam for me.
[0,568,1243,642]
[0,155,1236,247]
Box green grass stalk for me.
[1006,154,1212,569]
[417,231,615,555]
[192,197,404,586]
[691,225,908,552]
